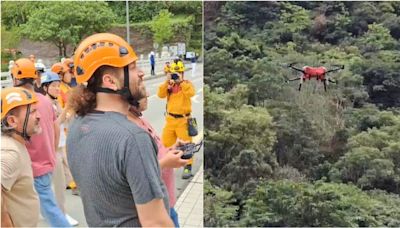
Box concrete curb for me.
[175,165,204,227]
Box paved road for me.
[39,63,203,226]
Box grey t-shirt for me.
[66,111,169,227]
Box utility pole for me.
[126,0,130,45]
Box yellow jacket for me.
[170,61,185,73]
[57,82,71,108]
[157,80,195,114]
[164,65,171,74]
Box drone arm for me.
[288,64,305,73]
[286,77,302,82]
[328,78,337,84]
[325,65,344,74]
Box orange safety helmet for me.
[63,58,74,70]
[73,33,138,84]
[11,58,38,79]
[51,62,67,74]
[1,87,38,119]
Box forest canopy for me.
[204,2,400,226]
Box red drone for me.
[285,63,344,91]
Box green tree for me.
[165,1,202,21]
[279,3,312,34]
[331,111,400,193]
[220,149,274,199]
[149,9,174,48]
[358,23,396,53]
[204,180,239,227]
[22,2,115,57]
[220,1,281,31]
[204,47,238,91]
[1,1,44,29]
[107,1,166,23]
[205,87,277,185]
[309,2,352,44]
[1,27,22,49]
[351,55,400,109]
[348,2,380,36]
[241,180,400,227]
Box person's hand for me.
[172,73,182,84]
[160,150,188,168]
[167,73,174,85]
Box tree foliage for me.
[107,1,202,24]
[106,1,202,53]
[21,2,115,57]
[204,180,239,227]
[1,1,44,29]
[149,9,174,46]
[241,180,400,227]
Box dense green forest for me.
[204,2,400,226]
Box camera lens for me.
[172,74,179,80]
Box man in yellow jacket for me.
[164,62,171,75]
[158,68,195,179]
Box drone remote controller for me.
[177,141,203,160]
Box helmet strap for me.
[45,86,58,100]
[129,105,142,117]
[15,78,34,87]
[13,104,32,141]
[95,66,139,107]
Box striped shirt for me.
[66,111,169,227]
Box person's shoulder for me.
[1,135,25,152]
[36,92,55,111]
[36,92,51,104]
[35,92,46,99]
[87,112,148,136]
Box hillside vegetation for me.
[204,2,400,226]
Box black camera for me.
[171,73,179,81]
